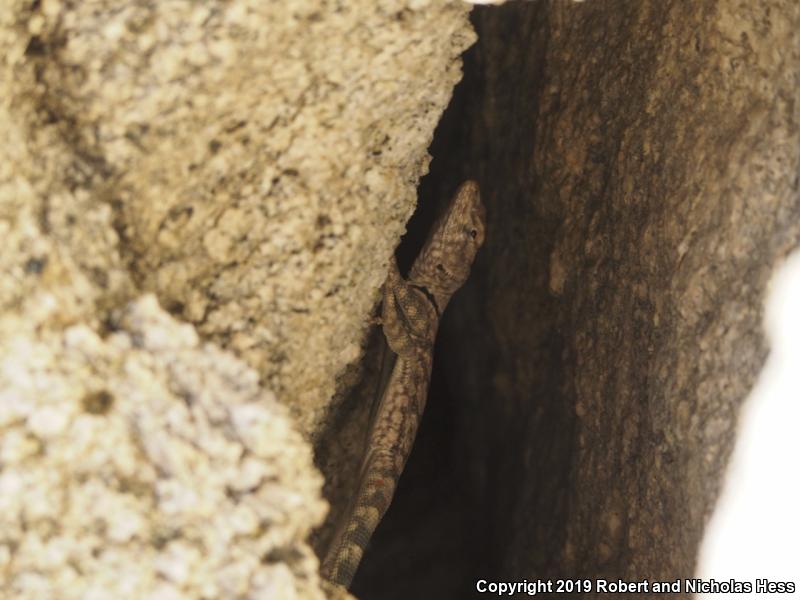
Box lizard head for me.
[410,180,486,306]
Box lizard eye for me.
[436,263,445,272]
[469,228,478,239]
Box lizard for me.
[320,180,486,588]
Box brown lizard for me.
[320,180,486,588]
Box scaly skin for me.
[321,180,486,588]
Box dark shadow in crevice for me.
[354,3,573,598]
[350,337,474,599]
[350,25,486,599]
[352,9,493,599]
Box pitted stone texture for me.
[10,0,476,436]
[0,295,327,600]
[3,1,477,597]
[0,19,336,596]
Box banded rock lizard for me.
[320,180,486,588]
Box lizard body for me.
[321,180,486,588]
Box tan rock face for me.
[0,296,327,599]
[1,0,476,598]
[6,0,475,437]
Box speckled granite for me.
[0,296,327,599]
[0,0,476,598]
[4,0,474,437]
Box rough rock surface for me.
[0,0,476,598]
[0,295,327,600]
[5,0,474,437]
[352,1,800,598]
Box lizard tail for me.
[320,450,398,587]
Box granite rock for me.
[0,0,476,598]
